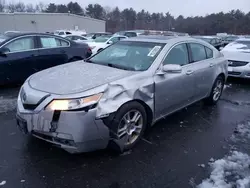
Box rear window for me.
[205,47,213,58]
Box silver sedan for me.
[16,36,228,153]
[221,38,250,78]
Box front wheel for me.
[204,76,224,105]
[111,101,147,151]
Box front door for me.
[154,43,195,119]
[0,36,38,84]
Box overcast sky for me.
[21,0,250,17]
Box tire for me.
[110,101,147,151]
[204,76,224,105]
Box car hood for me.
[28,61,137,95]
[221,50,250,62]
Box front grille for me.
[22,94,49,110]
[228,71,241,75]
[228,60,249,67]
[23,103,38,110]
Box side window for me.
[119,37,126,40]
[189,43,207,62]
[40,36,69,48]
[163,44,189,66]
[65,32,72,35]
[125,32,137,37]
[58,32,64,35]
[205,47,213,59]
[109,37,119,43]
[5,37,35,52]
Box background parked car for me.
[114,30,143,37]
[192,36,224,50]
[65,35,89,42]
[0,33,92,85]
[84,32,112,40]
[222,35,240,46]
[86,35,127,54]
[221,38,250,79]
[54,30,87,38]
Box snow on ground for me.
[231,122,250,143]
[197,151,250,188]
[0,96,17,113]
[197,122,250,188]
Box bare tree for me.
[15,2,25,12]
[35,2,45,12]
[0,0,5,12]
[26,3,35,12]
[7,2,15,13]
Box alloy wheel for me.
[117,110,143,146]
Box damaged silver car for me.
[16,36,228,153]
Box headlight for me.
[45,93,103,111]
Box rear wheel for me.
[204,76,224,105]
[111,101,147,151]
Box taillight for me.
[87,47,92,53]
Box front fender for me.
[96,76,155,119]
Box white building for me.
[0,12,106,34]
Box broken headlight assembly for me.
[45,93,103,111]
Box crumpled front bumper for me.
[16,97,110,153]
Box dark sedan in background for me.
[0,33,92,85]
[192,35,224,50]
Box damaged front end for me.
[96,73,155,152]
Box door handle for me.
[186,70,194,75]
[60,50,66,53]
[210,63,214,67]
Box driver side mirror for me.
[0,47,9,57]
[219,47,223,51]
[162,64,182,73]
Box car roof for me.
[0,32,71,46]
[124,35,183,43]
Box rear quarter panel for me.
[69,42,89,59]
[210,51,228,90]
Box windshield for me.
[224,40,250,52]
[94,36,110,43]
[88,41,165,71]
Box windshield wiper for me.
[107,63,134,71]
[84,59,94,63]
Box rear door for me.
[187,43,215,100]
[35,35,70,71]
[0,36,39,84]
[154,43,195,118]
